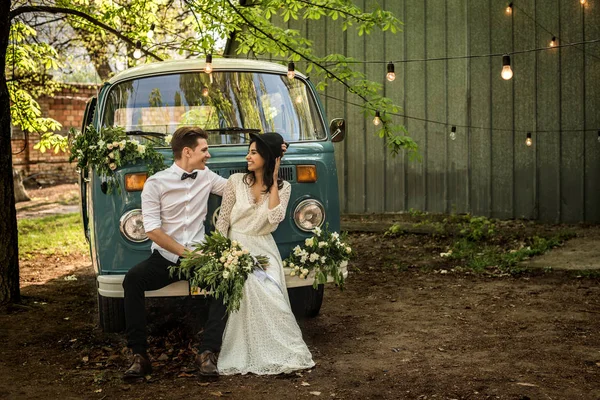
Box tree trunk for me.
[13,168,30,203]
[0,0,21,305]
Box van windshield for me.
[101,71,326,145]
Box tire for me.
[288,284,324,319]
[98,294,126,333]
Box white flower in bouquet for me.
[313,227,322,236]
[309,253,319,262]
[107,143,114,150]
[165,134,173,144]
[108,151,115,159]
[300,255,308,263]
[98,140,105,148]
[345,246,352,254]
[320,256,327,264]
[112,141,119,148]
[223,270,230,279]
[318,241,327,248]
[137,144,146,154]
[332,232,339,240]
[305,237,314,247]
[293,245,302,256]
[340,260,348,269]
[109,163,117,170]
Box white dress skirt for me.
[214,173,315,375]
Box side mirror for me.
[329,118,346,142]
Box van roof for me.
[107,58,307,84]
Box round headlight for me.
[119,209,148,243]
[293,199,325,232]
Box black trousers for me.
[123,250,228,355]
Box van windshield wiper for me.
[125,130,166,137]
[205,127,261,134]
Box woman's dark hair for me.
[243,137,284,193]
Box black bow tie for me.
[181,171,198,180]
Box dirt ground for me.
[1,185,600,399]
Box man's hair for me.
[171,127,208,159]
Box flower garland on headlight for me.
[283,225,351,289]
[68,126,167,194]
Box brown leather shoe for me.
[195,350,219,377]
[123,353,152,380]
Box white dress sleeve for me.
[215,176,237,236]
[267,182,291,225]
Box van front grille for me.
[227,166,294,182]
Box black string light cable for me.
[317,91,600,135]
[509,1,600,61]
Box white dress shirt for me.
[141,163,227,263]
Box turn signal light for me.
[296,165,317,183]
[125,173,148,192]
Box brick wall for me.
[11,84,99,185]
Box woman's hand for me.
[273,156,281,182]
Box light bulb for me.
[549,37,557,47]
[526,132,532,147]
[147,23,155,40]
[133,41,142,59]
[202,86,209,97]
[287,61,295,79]
[386,62,396,82]
[450,126,457,141]
[205,54,213,74]
[501,55,513,80]
[580,0,586,5]
[505,2,513,15]
[373,111,381,126]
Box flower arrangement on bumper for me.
[69,126,166,194]
[168,231,269,314]
[283,226,352,289]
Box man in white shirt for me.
[122,127,228,380]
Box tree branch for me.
[10,5,163,61]
[223,0,368,103]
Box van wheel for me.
[98,294,126,333]
[288,284,324,318]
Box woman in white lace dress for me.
[214,132,315,375]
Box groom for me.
[122,126,228,380]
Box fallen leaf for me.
[198,382,211,387]
[301,381,311,386]
[209,391,223,397]
[516,382,537,387]
[63,317,70,321]
[310,392,322,396]
[157,353,169,361]
[94,389,102,393]
[177,372,194,378]
[82,356,89,363]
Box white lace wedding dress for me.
[214,173,315,375]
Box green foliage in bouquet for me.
[68,126,167,194]
[169,231,269,314]
[284,225,351,289]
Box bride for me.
[214,132,315,375]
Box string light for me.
[580,0,586,5]
[287,61,296,79]
[386,62,396,82]
[147,23,155,40]
[133,41,142,59]
[450,126,457,141]
[205,54,213,74]
[505,2,513,15]
[373,111,381,126]
[549,36,557,47]
[501,54,513,80]
[526,132,533,147]
[202,86,209,97]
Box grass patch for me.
[18,213,88,257]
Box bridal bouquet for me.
[283,226,352,289]
[169,231,269,313]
